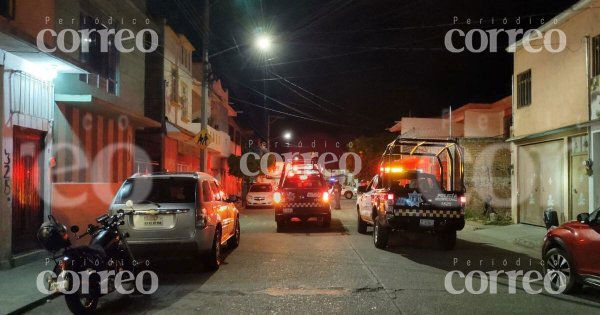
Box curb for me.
[6,293,59,315]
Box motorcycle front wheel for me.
[64,272,100,314]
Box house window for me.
[593,35,600,78]
[79,14,119,94]
[170,68,179,103]
[517,69,532,108]
[0,0,14,18]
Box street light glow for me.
[283,131,292,140]
[256,35,272,51]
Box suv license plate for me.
[283,208,293,214]
[419,219,434,228]
[144,215,163,226]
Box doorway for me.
[11,126,44,253]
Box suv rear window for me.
[116,177,197,204]
[282,175,324,189]
[250,184,272,192]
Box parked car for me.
[109,172,240,270]
[328,185,356,199]
[542,208,600,293]
[246,183,274,208]
[273,164,331,231]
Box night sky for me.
[148,0,578,140]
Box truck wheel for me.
[276,218,286,232]
[344,191,353,199]
[373,217,389,249]
[357,211,367,234]
[437,230,457,250]
[323,214,331,228]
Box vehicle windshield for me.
[116,177,197,204]
[250,184,272,192]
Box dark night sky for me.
[148,0,578,140]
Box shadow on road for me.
[277,218,348,234]
[89,246,238,314]
[380,231,600,305]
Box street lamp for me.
[283,131,292,141]
[255,34,272,51]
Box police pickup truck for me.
[356,138,466,250]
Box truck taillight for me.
[387,193,394,200]
[322,192,330,202]
[460,196,466,205]
[273,192,282,204]
[196,208,208,228]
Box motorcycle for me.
[37,209,141,314]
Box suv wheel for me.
[373,216,389,248]
[228,218,240,249]
[357,210,367,234]
[344,191,353,199]
[322,213,331,228]
[203,228,221,271]
[544,248,579,293]
[437,229,457,250]
[276,218,286,232]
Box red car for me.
[542,209,600,293]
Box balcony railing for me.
[79,73,118,95]
[8,71,54,121]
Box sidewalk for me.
[0,257,57,315]
[460,221,548,259]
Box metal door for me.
[12,127,43,253]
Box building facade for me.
[509,0,600,226]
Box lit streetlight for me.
[255,34,272,51]
[283,131,292,141]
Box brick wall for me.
[459,138,512,218]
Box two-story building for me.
[508,0,600,226]
[0,0,160,267]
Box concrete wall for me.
[460,138,512,218]
[51,183,120,246]
[512,5,600,137]
[400,117,464,138]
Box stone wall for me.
[459,138,512,218]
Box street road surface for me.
[26,199,600,315]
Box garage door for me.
[518,140,564,226]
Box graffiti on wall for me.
[3,149,10,202]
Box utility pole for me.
[200,0,210,172]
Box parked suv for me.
[109,172,240,270]
[273,164,331,231]
[542,208,600,293]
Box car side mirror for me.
[70,225,80,233]
[577,213,590,224]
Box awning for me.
[506,121,589,143]
[55,94,161,128]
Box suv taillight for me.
[196,208,208,228]
[322,191,329,202]
[460,196,466,206]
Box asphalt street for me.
[25,199,600,315]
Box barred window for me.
[517,69,532,108]
[592,35,600,77]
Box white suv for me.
[109,172,240,270]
